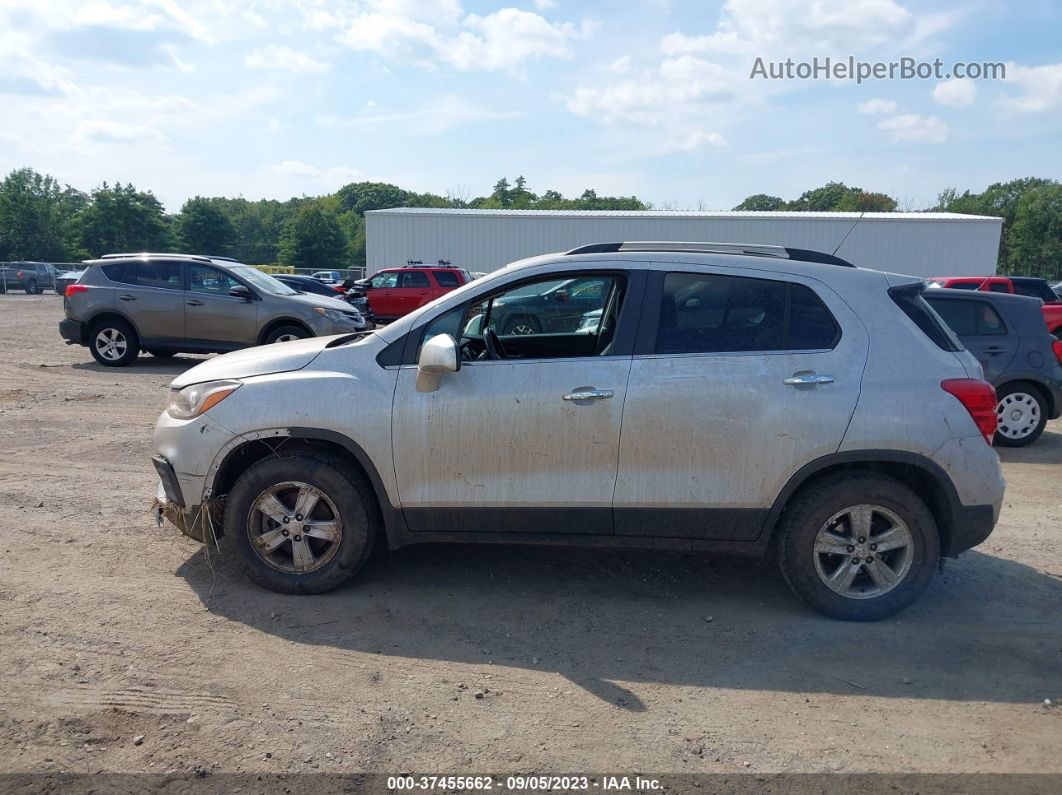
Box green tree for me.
[733,193,786,211]
[0,168,85,260]
[177,197,236,256]
[78,182,171,256]
[335,182,410,215]
[834,191,898,212]
[1009,183,1062,280]
[278,201,350,270]
[788,182,860,211]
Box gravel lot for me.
[1,293,1060,781]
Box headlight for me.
[167,379,241,419]
[314,307,361,323]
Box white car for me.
[311,270,343,284]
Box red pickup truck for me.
[361,261,472,322]
[928,276,1062,338]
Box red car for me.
[927,276,1062,338]
[361,261,472,322]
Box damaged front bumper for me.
[152,456,216,544]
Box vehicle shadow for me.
[177,541,1062,708]
[997,426,1062,465]
[71,355,209,375]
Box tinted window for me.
[126,261,182,289]
[400,271,430,288]
[889,285,962,352]
[1012,280,1057,302]
[656,273,786,354]
[101,263,127,282]
[948,282,980,290]
[988,283,1010,293]
[788,284,841,349]
[434,270,460,287]
[927,298,1007,336]
[189,264,241,295]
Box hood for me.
[170,336,330,389]
[281,290,359,312]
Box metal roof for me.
[367,207,1001,222]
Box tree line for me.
[0,167,1059,279]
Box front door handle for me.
[783,372,835,387]
[983,346,1006,354]
[186,299,204,306]
[118,294,137,302]
[562,389,614,401]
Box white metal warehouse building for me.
[365,208,1002,278]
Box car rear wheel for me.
[89,319,139,367]
[264,325,309,344]
[223,452,377,594]
[25,278,38,294]
[778,473,939,621]
[147,349,177,359]
[994,383,1047,447]
[502,315,540,336]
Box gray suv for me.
[152,242,1005,621]
[59,254,366,366]
[925,288,1062,446]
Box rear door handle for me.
[118,294,137,302]
[186,300,204,306]
[783,372,835,387]
[983,346,1007,354]
[562,389,614,401]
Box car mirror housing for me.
[416,333,460,392]
[229,285,254,300]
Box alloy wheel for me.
[247,481,342,574]
[812,504,914,599]
[94,328,128,361]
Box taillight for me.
[1053,339,1062,366]
[17,271,25,280]
[941,378,998,444]
[65,284,89,297]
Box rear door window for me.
[988,282,1010,293]
[400,271,430,288]
[132,261,183,290]
[927,298,1007,335]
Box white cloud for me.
[1000,62,1062,113]
[315,94,524,135]
[245,45,330,73]
[932,79,977,107]
[75,120,168,145]
[856,98,898,114]
[672,130,728,151]
[264,160,363,185]
[877,113,948,143]
[533,0,557,9]
[338,2,593,73]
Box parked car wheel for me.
[89,318,140,367]
[223,453,377,594]
[502,315,540,336]
[778,473,939,621]
[147,349,177,359]
[25,278,39,294]
[264,325,309,344]
[994,383,1048,447]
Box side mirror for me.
[229,285,254,301]
[416,334,459,392]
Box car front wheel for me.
[778,473,939,621]
[264,325,309,344]
[223,452,377,594]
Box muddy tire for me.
[89,318,139,367]
[778,473,940,621]
[223,452,377,594]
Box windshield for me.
[229,265,298,296]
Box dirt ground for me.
[1,293,1060,782]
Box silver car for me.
[152,242,1005,620]
[59,254,366,366]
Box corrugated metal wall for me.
[365,210,1002,278]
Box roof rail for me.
[98,252,214,262]
[565,241,856,267]
[206,255,241,263]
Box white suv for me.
[152,242,1004,620]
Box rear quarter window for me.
[890,285,962,352]
[433,270,460,288]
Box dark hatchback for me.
[925,288,1062,446]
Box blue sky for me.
[0,0,1059,212]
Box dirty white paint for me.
[366,208,1003,278]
